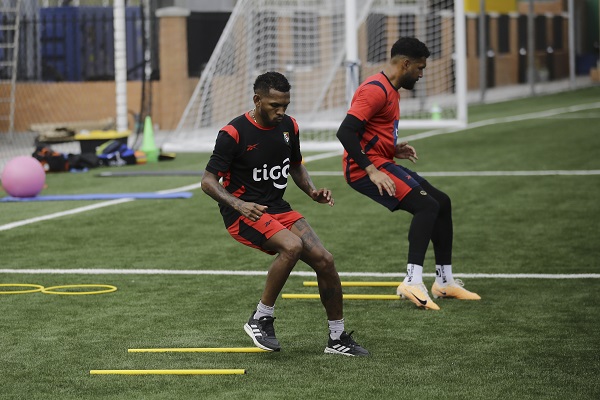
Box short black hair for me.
[390,37,430,59]
[253,71,291,94]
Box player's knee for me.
[321,250,335,270]
[313,250,335,274]
[280,237,303,261]
[438,192,451,214]
[398,187,441,216]
[431,198,441,215]
[418,195,440,217]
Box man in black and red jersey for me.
[336,37,480,311]
[201,72,368,356]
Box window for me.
[552,15,563,50]
[475,15,491,56]
[498,14,510,54]
[398,13,415,39]
[367,13,387,63]
[426,14,442,59]
[534,15,547,51]
[293,11,319,66]
[253,11,278,70]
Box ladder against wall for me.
[0,0,21,139]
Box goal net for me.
[169,0,466,151]
[0,0,151,172]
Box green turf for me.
[1,87,599,399]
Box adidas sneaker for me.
[324,331,369,357]
[243,312,281,351]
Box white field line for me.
[542,113,600,119]
[0,268,598,279]
[2,102,599,232]
[309,170,600,177]
[302,151,344,163]
[399,101,600,142]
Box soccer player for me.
[201,71,369,356]
[335,37,480,310]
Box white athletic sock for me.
[404,264,423,285]
[328,319,345,340]
[435,264,454,285]
[253,301,274,319]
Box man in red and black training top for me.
[202,71,368,356]
[336,37,480,311]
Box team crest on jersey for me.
[283,132,290,144]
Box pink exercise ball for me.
[1,156,46,197]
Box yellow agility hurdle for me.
[128,347,269,353]
[90,369,246,375]
[283,294,400,300]
[303,281,401,287]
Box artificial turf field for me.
[1,87,599,399]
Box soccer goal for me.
[171,0,467,151]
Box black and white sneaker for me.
[324,331,369,357]
[243,312,281,351]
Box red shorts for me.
[226,210,304,254]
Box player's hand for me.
[365,165,395,196]
[311,188,334,206]
[239,202,268,222]
[395,141,418,163]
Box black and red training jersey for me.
[205,112,303,227]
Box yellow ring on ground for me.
[41,284,117,295]
[0,284,44,294]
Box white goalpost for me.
[113,0,128,133]
[168,0,467,152]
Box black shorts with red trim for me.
[226,210,304,254]
[349,162,426,211]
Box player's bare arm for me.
[201,170,267,221]
[289,163,334,206]
[395,141,418,163]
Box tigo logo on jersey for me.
[252,158,290,189]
